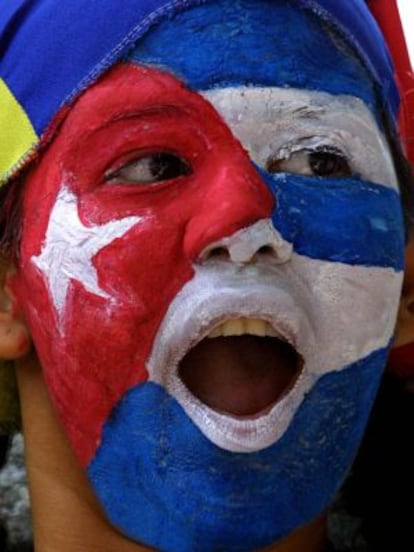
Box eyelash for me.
[265,146,353,178]
[105,151,192,185]
[103,143,352,188]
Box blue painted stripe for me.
[300,0,399,119]
[0,0,398,141]
[128,0,380,120]
[260,169,405,270]
[88,346,387,551]
[0,0,204,136]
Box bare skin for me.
[394,240,414,348]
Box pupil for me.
[309,151,350,177]
[150,153,191,180]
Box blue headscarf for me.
[0,0,398,183]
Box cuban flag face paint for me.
[13,1,405,550]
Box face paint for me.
[13,1,405,551]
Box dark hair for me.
[0,170,24,262]
[382,111,414,239]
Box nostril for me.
[197,221,292,266]
[205,246,230,261]
[257,245,275,256]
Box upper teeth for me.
[208,318,278,338]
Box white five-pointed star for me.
[32,186,142,321]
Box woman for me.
[0,1,413,550]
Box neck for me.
[259,517,328,552]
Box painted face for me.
[13,1,404,550]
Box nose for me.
[184,151,275,260]
[199,219,292,264]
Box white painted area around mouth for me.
[147,269,311,453]
[146,222,402,453]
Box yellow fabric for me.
[0,78,38,184]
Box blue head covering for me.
[0,0,398,183]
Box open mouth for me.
[146,270,314,452]
[178,318,303,418]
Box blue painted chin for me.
[88,347,387,552]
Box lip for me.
[149,284,305,383]
[146,263,315,452]
[144,249,403,451]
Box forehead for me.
[127,0,377,112]
[46,0,394,193]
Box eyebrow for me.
[289,105,327,119]
[77,103,190,137]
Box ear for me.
[393,240,414,348]
[0,261,31,360]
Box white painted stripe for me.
[202,87,398,191]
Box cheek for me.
[97,240,193,310]
[14,204,196,466]
[62,223,196,388]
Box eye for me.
[105,152,192,184]
[266,147,352,178]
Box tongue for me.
[178,335,301,417]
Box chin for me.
[87,345,387,552]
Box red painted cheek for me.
[15,214,196,467]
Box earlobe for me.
[0,264,31,360]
